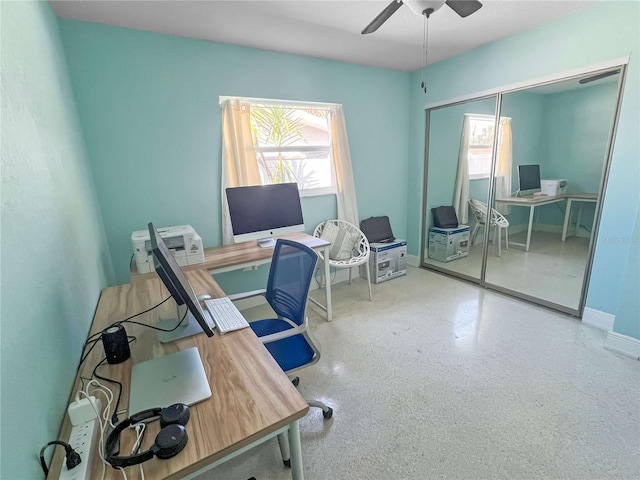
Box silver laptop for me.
[129,347,212,414]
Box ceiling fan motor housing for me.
[404,0,446,16]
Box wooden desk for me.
[50,270,309,480]
[131,232,333,321]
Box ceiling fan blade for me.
[361,0,404,34]
[445,0,482,18]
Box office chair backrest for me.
[266,239,318,327]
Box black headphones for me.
[106,403,190,468]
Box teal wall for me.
[57,20,411,287]
[408,1,639,332]
[612,203,640,339]
[499,90,546,226]
[535,82,619,228]
[0,2,114,478]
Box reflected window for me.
[467,115,495,179]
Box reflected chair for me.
[229,239,333,419]
[313,219,373,301]
[468,199,510,257]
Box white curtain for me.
[453,115,471,225]
[220,99,262,244]
[327,105,359,226]
[495,117,513,215]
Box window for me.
[467,115,496,180]
[250,103,335,196]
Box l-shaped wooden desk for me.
[50,269,309,480]
[131,232,333,321]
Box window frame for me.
[224,96,338,197]
[466,114,496,181]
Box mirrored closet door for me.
[421,66,625,316]
[421,95,498,283]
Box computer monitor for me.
[149,222,214,343]
[226,183,305,248]
[518,164,541,195]
[127,223,214,414]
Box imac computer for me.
[226,182,305,248]
[127,223,214,414]
[518,164,541,196]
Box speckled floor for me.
[425,232,590,309]
[196,266,640,480]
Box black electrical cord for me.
[115,304,189,332]
[314,266,336,287]
[92,357,122,424]
[77,296,173,371]
[39,440,81,476]
[91,308,188,422]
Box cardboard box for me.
[360,240,407,284]
[428,226,470,262]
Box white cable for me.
[132,424,146,480]
[78,380,114,480]
[118,467,128,480]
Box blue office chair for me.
[229,239,333,419]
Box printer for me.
[540,179,567,196]
[132,225,205,274]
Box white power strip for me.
[59,417,99,480]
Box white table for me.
[495,193,598,251]
[495,194,566,251]
[561,193,599,241]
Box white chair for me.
[313,220,373,301]
[468,199,510,257]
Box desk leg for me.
[576,201,584,238]
[526,206,535,252]
[324,245,332,321]
[562,198,573,241]
[289,420,304,480]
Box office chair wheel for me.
[283,459,291,468]
[322,407,333,419]
[291,377,299,387]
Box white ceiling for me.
[50,0,597,72]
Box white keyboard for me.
[203,297,250,334]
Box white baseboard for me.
[582,307,615,331]
[605,331,640,360]
[406,254,420,267]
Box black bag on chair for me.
[360,216,395,243]
[431,206,459,228]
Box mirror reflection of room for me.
[423,69,622,313]
[423,96,497,281]
[484,71,621,310]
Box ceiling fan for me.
[361,0,483,93]
[362,0,483,35]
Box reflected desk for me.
[50,269,309,480]
[495,193,598,251]
[561,193,598,241]
[131,232,333,321]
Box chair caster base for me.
[323,407,333,419]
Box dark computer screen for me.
[148,222,213,338]
[226,183,304,245]
[518,164,541,192]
